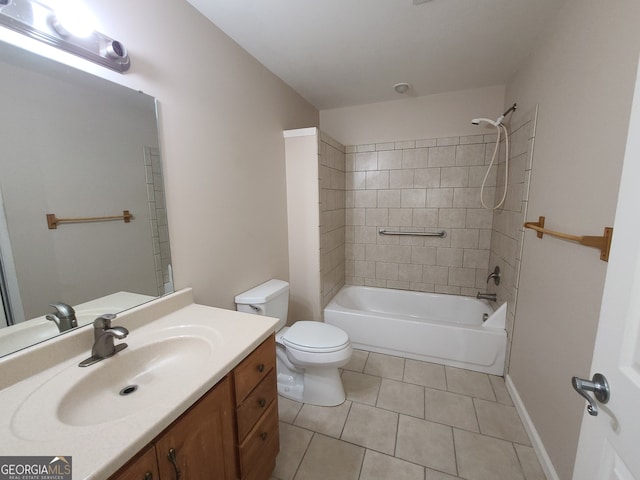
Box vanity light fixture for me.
[0,0,130,72]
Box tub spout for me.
[477,292,497,302]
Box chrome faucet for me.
[46,302,78,332]
[476,292,497,302]
[79,314,129,367]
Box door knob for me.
[571,373,610,416]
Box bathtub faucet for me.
[476,292,497,302]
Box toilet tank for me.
[234,279,289,330]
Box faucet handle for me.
[486,266,501,286]
[94,313,117,330]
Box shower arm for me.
[501,103,517,118]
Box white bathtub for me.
[324,285,507,375]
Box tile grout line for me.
[471,397,481,435]
[356,448,367,480]
[338,400,354,440]
[510,440,528,479]
[291,431,315,480]
[451,426,460,478]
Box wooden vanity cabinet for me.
[110,375,237,480]
[232,335,279,480]
[154,374,238,480]
[109,335,278,480]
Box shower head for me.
[471,117,500,127]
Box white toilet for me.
[235,279,352,406]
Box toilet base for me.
[276,356,346,406]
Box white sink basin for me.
[11,324,221,440]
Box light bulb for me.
[52,1,97,38]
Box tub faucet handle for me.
[486,266,500,286]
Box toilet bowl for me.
[235,279,352,406]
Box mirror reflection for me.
[0,40,172,356]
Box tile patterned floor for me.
[271,350,547,480]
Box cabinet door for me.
[155,376,238,480]
[109,445,159,480]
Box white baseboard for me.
[506,374,560,480]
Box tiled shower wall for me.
[144,147,172,295]
[344,135,501,295]
[319,132,346,309]
[489,107,537,372]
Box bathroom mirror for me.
[0,40,172,356]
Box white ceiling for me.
[186,0,564,110]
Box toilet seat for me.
[282,321,350,353]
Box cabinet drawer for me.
[237,368,277,442]
[109,445,159,480]
[234,335,276,405]
[238,402,279,478]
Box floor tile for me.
[489,375,513,405]
[364,352,405,380]
[395,415,457,475]
[294,434,364,480]
[445,366,496,401]
[474,398,530,445]
[343,349,369,372]
[359,450,424,480]
[273,347,546,480]
[273,422,313,480]
[278,396,303,424]
[404,359,447,390]
[376,378,425,418]
[425,468,462,479]
[342,370,381,405]
[293,401,351,438]
[454,428,525,480]
[341,403,398,455]
[514,444,547,480]
[424,387,479,432]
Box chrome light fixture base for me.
[0,0,130,73]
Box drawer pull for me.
[258,398,266,408]
[144,473,153,480]
[168,448,182,480]
[260,432,268,441]
[257,363,265,373]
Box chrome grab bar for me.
[378,228,447,238]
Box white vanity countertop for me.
[0,288,278,479]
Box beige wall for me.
[284,130,321,322]
[320,85,505,146]
[1,0,319,310]
[284,129,346,320]
[506,1,640,478]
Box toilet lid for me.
[282,321,350,353]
